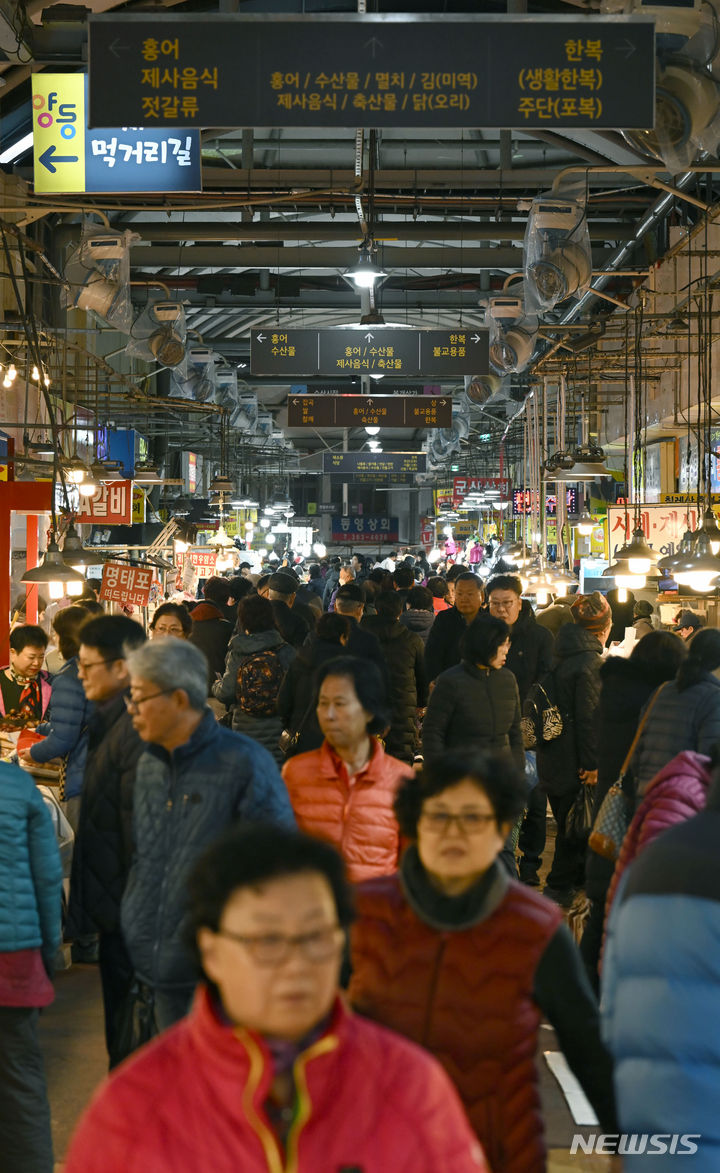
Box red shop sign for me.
[77,480,133,525]
[99,561,153,607]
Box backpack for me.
[236,649,285,718]
[521,671,564,749]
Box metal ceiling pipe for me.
[560,170,700,325]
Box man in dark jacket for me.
[537,592,611,906]
[424,572,484,683]
[362,591,427,763]
[334,583,386,671]
[322,556,342,609]
[488,574,554,885]
[268,569,315,647]
[188,577,233,688]
[67,615,147,1068]
[121,638,295,1032]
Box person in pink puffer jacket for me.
[604,750,713,935]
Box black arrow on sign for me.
[38,145,79,173]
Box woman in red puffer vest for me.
[350,750,618,1173]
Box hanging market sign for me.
[331,516,399,543]
[99,561,153,606]
[88,15,655,131]
[76,480,133,525]
[606,503,719,559]
[453,476,511,504]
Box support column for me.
[25,515,38,624]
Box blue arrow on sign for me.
[39,144,79,173]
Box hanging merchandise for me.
[125,298,187,369]
[63,225,138,332]
[524,195,592,313]
[483,288,538,375]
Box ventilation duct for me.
[524,197,592,313]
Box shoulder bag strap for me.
[619,682,667,777]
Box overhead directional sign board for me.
[89,15,655,130]
[252,329,488,377]
[323,452,427,484]
[287,394,452,429]
[290,381,441,396]
[32,74,202,194]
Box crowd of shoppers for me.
[5,543,720,1171]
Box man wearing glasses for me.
[121,638,296,1034]
[67,614,147,1068]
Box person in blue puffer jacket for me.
[20,606,94,829]
[121,637,296,1034]
[0,760,63,1173]
[601,769,720,1171]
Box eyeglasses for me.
[421,811,497,834]
[77,658,115,674]
[124,688,175,712]
[215,925,344,967]
[152,626,185,636]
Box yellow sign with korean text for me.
[132,486,146,525]
[32,74,86,194]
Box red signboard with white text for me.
[452,476,511,506]
[99,561,153,607]
[77,480,133,525]
[179,547,218,571]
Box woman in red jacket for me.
[64,825,486,1173]
[282,656,409,882]
[350,750,617,1173]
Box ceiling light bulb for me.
[365,427,380,436]
[617,586,628,603]
[66,578,84,596]
[313,542,327,558]
[31,365,40,381]
[78,473,99,497]
[48,580,65,600]
[627,556,652,575]
[2,376,11,389]
[43,374,51,387]
[7,364,17,382]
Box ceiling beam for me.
[125,220,636,243]
[200,166,633,191]
[130,245,621,270]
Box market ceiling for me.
[0,0,713,476]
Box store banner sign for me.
[100,561,153,607]
[76,479,133,524]
[331,516,399,543]
[453,476,510,504]
[187,546,218,570]
[132,486,146,524]
[32,74,202,194]
[607,503,706,559]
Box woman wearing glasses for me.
[349,750,617,1173]
[64,825,487,1173]
[149,603,192,640]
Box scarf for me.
[400,845,509,931]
